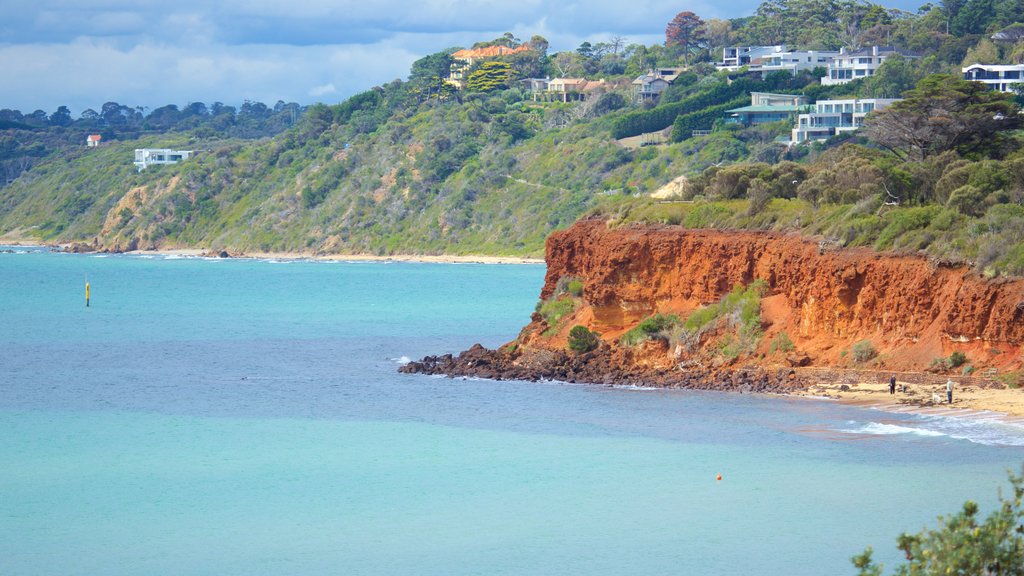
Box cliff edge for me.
[402,218,1024,390]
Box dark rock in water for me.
[399,342,809,395]
[219,251,230,258]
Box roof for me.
[452,44,530,60]
[87,134,102,141]
[726,105,810,113]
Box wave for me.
[394,356,411,365]
[841,422,945,437]
[839,414,1024,447]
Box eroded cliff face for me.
[530,218,1024,372]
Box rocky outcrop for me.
[403,218,1024,387]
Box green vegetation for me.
[567,325,601,353]
[555,276,584,297]
[851,340,878,363]
[537,297,576,330]
[677,280,767,357]
[853,468,1024,575]
[769,332,795,354]
[1,2,1022,265]
[620,313,681,346]
[930,350,969,372]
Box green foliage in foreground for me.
[853,468,1024,575]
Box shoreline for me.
[0,241,544,265]
[789,379,1024,420]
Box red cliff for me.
[535,218,1024,372]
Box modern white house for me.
[725,92,810,126]
[134,149,194,170]
[86,134,102,147]
[791,98,900,143]
[821,46,917,85]
[962,64,1024,93]
[758,49,840,74]
[719,45,787,70]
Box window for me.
[856,69,866,76]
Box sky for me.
[0,0,929,115]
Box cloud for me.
[0,0,932,114]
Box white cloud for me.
[309,83,337,97]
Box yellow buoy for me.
[85,282,90,308]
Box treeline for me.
[0,99,304,186]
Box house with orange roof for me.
[86,134,102,147]
[447,44,532,89]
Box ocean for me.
[1,246,1022,575]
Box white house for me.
[821,46,917,85]
[719,45,787,70]
[134,149,194,170]
[791,98,899,143]
[86,134,102,147]
[758,50,840,74]
[962,64,1024,93]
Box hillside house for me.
[790,98,899,143]
[134,149,194,171]
[718,45,787,70]
[86,134,102,147]
[718,46,839,76]
[963,64,1024,93]
[821,46,917,85]
[724,92,809,126]
[632,68,686,102]
[447,44,531,89]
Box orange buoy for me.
[716,473,723,481]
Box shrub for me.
[536,297,575,328]
[851,340,878,363]
[948,351,968,369]
[555,275,584,297]
[620,313,681,346]
[567,325,601,353]
[769,332,795,354]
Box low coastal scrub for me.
[536,297,575,330]
[619,313,681,347]
[930,350,968,372]
[769,331,795,354]
[659,280,768,358]
[555,276,584,298]
[567,325,601,353]
[851,340,878,363]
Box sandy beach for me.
[794,378,1024,420]
[0,240,543,265]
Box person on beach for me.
[946,379,954,404]
[889,375,896,395]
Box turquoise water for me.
[1,247,1023,575]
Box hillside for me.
[1,0,1023,260]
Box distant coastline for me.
[0,240,543,265]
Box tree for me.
[409,50,455,84]
[466,61,512,92]
[863,74,1021,161]
[49,105,72,127]
[666,11,706,65]
[853,468,1024,575]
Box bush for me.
[567,325,601,353]
[620,313,681,346]
[769,332,795,354]
[851,340,878,363]
[948,351,968,369]
[536,297,575,328]
[555,275,584,297]
[853,468,1024,576]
